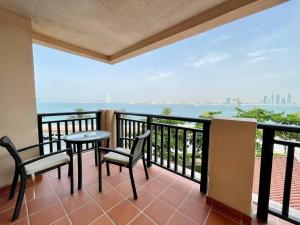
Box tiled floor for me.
[0,152,294,225]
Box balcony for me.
[0,1,297,225]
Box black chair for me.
[0,136,74,221]
[101,130,150,199]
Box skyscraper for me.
[287,94,292,104]
[263,96,268,104]
[271,94,274,105]
[276,94,280,104]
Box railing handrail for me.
[38,111,98,117]
[115,111,211,124]
[257,123,300,133]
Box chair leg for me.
[142,158,149,179]
[106,162,110,176]
[94,147,98,167]
[12,175,26,221]
[129,167,137,199]
[57,166,61,179]
[119,166,122,172]
[68,164,71,177]
[70,162,74,195]
[9,168,19,200]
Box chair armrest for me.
[99,147,133,158]
[20,148,72,166]
[17,141,58,152]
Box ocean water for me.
[37,102,300,118]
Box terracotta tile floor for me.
[0,151,294,225]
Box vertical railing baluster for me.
[142,122,146,134]
[154,125,158,163]
[282,145,295,217]
[128,120,132,148]
[137,122,141,135]
[91,118,94,130]
[72,120,75,133]
[133,121,136,138]
[116,113,121,147]
[37,115,44,155]
[57,122,61,151]
[48,123,53,153]
[125,120,128,148]
[146,116,153,167]
[182,129,187,175]
[167,127,171,169]
[191,131,196,179]
[257,128,275,223]
[85,119,88,131]
[174,128,178,172]
[160,126,164,166]
[79,119,82,131]
[65,121,68,135]
[120,118,124,148]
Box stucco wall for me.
[207,118,257,216]
[0,8,38,188]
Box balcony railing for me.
[115,111,210,193]
[37,111,100,154]
[37,110,300,224]
[256,123,300,224]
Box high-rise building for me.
[225,97,232,104]
[281,97,286,104]
[271,94,274,105]
[287,94,292,104]
[263,96,268,104]
[276,94,281,104]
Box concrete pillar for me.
[207,118,257,224]
[0,8,38,188]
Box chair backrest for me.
[130,130,150,164]
[0,136,23,166]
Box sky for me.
[33,0,300,104]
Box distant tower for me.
[225,97,232,104]
[105,92,111,104]
[233,97,241,109]
[281,97,286,104]
[271,94,274,104]
[275,94,280,104]
[263,96,268,104]
[287,94,292,104]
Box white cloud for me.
[247,48,287,57]
[186,53,230,67]
[145,70,174,82]
[249,56,269,63]
[246,48,287,63]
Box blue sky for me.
[33,0,300,104]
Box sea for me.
[37,102,300,118]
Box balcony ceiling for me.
[0,0,286,64]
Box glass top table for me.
[63,130,111,191]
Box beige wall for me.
[207,118,257,216]
[0,8,38,188]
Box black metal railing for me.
[115,112,211,193]
[256,123,300,224]
[37,110,300,224]
[37,111,100,155]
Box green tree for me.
[69,108,90,119]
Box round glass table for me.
[63,130,111,191]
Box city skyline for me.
[34,1,300,104]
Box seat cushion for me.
[103,147,131,165]
[25,152,70,175]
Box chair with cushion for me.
[0,136,74,221]
[102,130,150,199]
